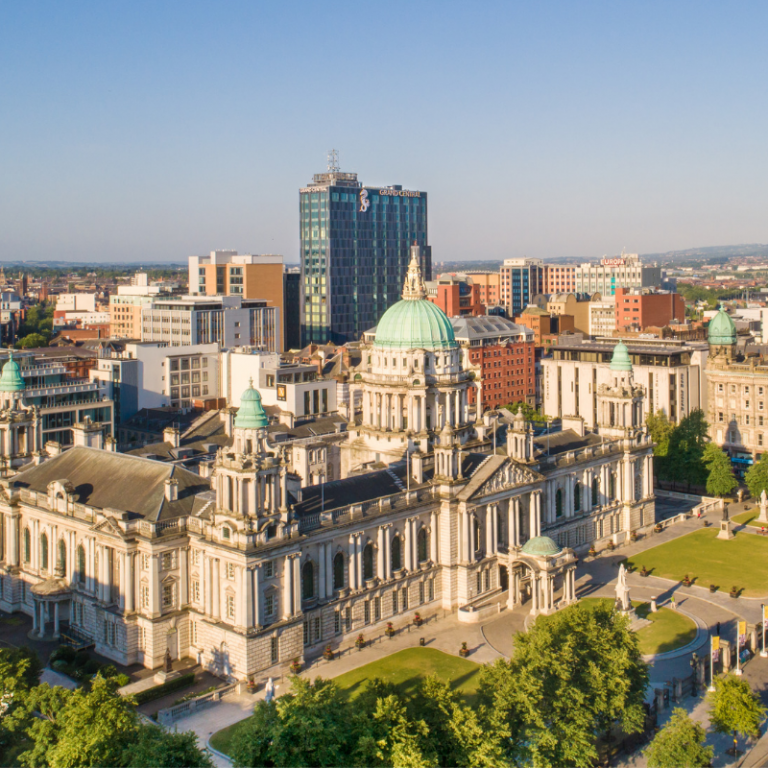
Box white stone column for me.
[508,501,515,548]
[293,556,301,613]
[318,545,326,598]
[485,507,493,554]
[407,396,413,431]
[404,521,412,571]
[469,514,476,560]
[356,535,363,582]
[179,547,188,607]
[212,558,220,619]
[125,553,135,613]
[529,495,537,539]
[430,511,438,563]
[421,396,427,432]
[325,542,333,597]
[283,556,293,618]
[385,527,392,580]
[377,527,385,579]
[348,535,357,590]
[253,566,261,627]
[8,514,18,567]
[151,554,161,616]
[236,566,245,628]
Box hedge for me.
[133,672,197,705]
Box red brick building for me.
[614,287,686,332]
[451,315,536,412]
[425,277,485,317]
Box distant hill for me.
[642,244,768,264]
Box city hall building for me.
[0,262,655,682]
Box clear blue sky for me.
[2,1,767,263]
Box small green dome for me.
[374,300,457,350]
[235,380,268,429]
[610,341,632,372]
[521,536,562,557]
[708,308,736,346]
[0,353,25,393]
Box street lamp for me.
[762,604,767,658]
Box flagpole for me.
[762,604,767,658]
[736,621,744,676]
[708,635,716,692]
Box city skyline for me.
[2,2,768,264]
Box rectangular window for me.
[374,597,381,622]
[270,637,279,664]
[419,582,425,605]
[142,553,150,571]
[401,587,408,610]
[162,552,174,570]
[226,594,235,620]
[334,610,341,635]
[760,434,764,447]
[265,594,275,619]
[476,571,482,594]
[191,580,200,603]
[364,601,370,625]
[191,620,197,645]
[163,584,174,608]
[428,579,434,601]
[303,620,310,646]
[484,570,490,591]
[313,616,321,643]
[226,562,235,580]
[140,584,149,609]
[345,607,352,631]
[392,589,398,614]
[264,561,274,578]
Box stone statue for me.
[723,504,730,522]
[164,647,173,673]
[760,490,768,524]
[265,677,275,703]
[615,563,631,612]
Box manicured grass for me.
[580,598,697,655]
[209,648,482,757]
[625,528,768,597]
[733,509,765,528]
[332,647,482,702]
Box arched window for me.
[41,532,48,571]
[301,561,314,600]
[222,526,231,540]
[574,483,581,513]
[362,543,374,581]
[473,518,481,552]
[555,489,563,517]
[391,536,402,571]
[333,553,344,590]
[635,473,643,500]
[591,477,599,506]
[417,528,428,562]
[609,473,616,500]
[57,539,66,573]
[23,528,30,563]
[77,545,86,584]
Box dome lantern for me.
[609,341,632,372]
[235,379,268,430]
[708,307,736,346]
[0,352,26,393]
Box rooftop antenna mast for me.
[327,149,340,173]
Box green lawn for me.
[210,648,482,757]
[733,509,766,528]
[625,528,768,597]
[579,598,697,655]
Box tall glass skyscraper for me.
[300,169,431,345]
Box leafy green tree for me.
[709,674,766,744]
[666,409,709,489]
[646,410,675,480]
[745,453,768,499]
[644,708,713,768]
[478,600,649,768]
[703,443,738,497]
[229,699,280,768]
[123,725,213,768]
[353,694,435,768]
[502,401,547,423]
[17,333,48,350]
[19,674,138,768]
[416,676,507,768]
[0,648,42,763]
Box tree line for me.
[230,601,649,768]
[0,647,211,768]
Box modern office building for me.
[500,259,545,317]
[574,253,661,296]
[614,288,686,333]
[140,296,279,352]
[300,167,430,346]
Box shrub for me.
[51,645,76,664]
[83,659,101,675]
[134,672,196,705]
[74,650,90,667]
[51,659,69,672]
[115,673,131,687]
[100,664,119,679]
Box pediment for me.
[461,458,542,502]
[91,516,122,537]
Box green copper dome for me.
[235,380,268,429]
[610,341,632,372]
[0,353,25,393]
[374,299,457,350]
[521,536,562,557]
[708,308,736,346]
